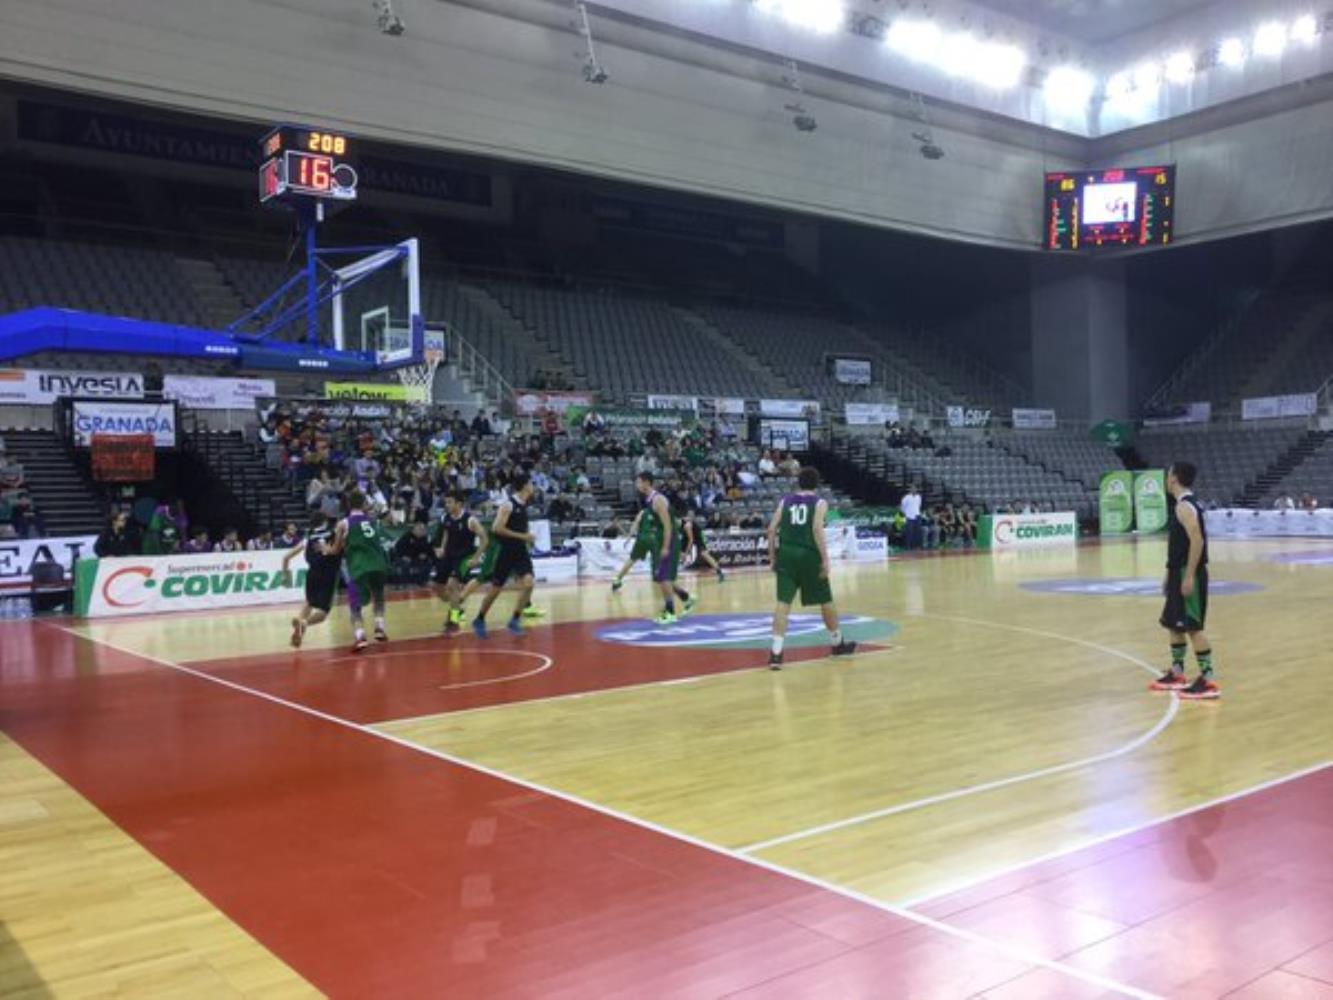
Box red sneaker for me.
[1149,670,1188,692]
[1178,675,1220,700]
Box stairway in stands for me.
[176,257,249,330]
[186,429,307,532]
[1238,430,1333,507]
[0,430,105,535]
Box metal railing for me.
[1145,289,1261,410]
[445,326,513,410]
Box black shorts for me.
[305,563,340,614]
[1160,566,1208,633]
[434,554,465,585]
[490,545,534,586]
[692,531,709,554]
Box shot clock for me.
[258,125,359,205]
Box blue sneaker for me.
[472,618,488,640]
[507,618,526,637]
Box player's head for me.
[1167,462,1197,494]
[798,467,820,491]
[348,489,367,512]
[510,471,532,498]
[445,490,466,515]
[636,472,654,496]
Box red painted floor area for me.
[188,620,833,722]
[1,620,1077,998]
[918,765,1333,999]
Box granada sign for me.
[982,511,1077,549]
[72,401,177,447]
[76,548,307,618]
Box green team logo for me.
[1100,471,1135,535]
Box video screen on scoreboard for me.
[1044,165,1175,250]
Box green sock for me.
[1195,649,1213,678]
[1170,643,1187,673]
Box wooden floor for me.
[3,536,1332,997]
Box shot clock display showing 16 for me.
[259,125,359,205]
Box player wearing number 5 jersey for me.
[767,467,857,669]
[336,489,391,652]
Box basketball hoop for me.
[395,346,442,405]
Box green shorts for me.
[775,547,832,607]
[473,546,498,582]
[630,538,653,562]
[353,570,387,606]
[651,538,680,584]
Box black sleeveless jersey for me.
[440,512,476,559]
[1166,494,1208,570]
[500,495,529,549]
[305,521,341,572]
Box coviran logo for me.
[100,561,305,607]
[995,519,1076,544]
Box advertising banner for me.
[979,511,1077,550]
[1134,470,1169,534]
[712,398,746,416]
[647,394,699,411]
[325,381,425,403]
[91,433,155,482]
[1091,420,1134,446]
[758,418,810,451]
[532,553,579,584]
[72,401,177,447]
[1209,508,1333,538]
[1099,471,1135,534]
[0,534,97,592]
[164,375,276,410]
[76,548,307,618]
[1012,408,1057,430]
[514,390,596,416]
[1143,402,1211,426]
[833,358,872,385]
[578,538,643,578]
[569,407,693,430]
[760,399,820,418]
[0,368,143,404]
[947,406,992,428]
[1241,393,1317,420]
[845,402,900,426]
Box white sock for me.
[830,630,843,645]
[771,636,784,655]
[355,627,366,640]
[374,616,386,631]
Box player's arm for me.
[432,523,447,560]
[1178,502,1204,597]
[652,495,672,553]
[469,516,489,552]
[281,541,306,573]
[814,499,831,578]
[682,519,695,553]
[331,519,348,554]
[767,501,783,567]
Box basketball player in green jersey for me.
[767,467,857,669]
[610,507,656,593]
[682,510,725,581]
[336,489,391,652]
[635,473,694,624]
[1150,461,1219,700]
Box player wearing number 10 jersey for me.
[767,466,857,670]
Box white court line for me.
[49,623,1159,1000]
[315,648,554,692]
[900,758,1333,909]
[738,613,1177,854]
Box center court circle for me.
[596,613,898,650]
[1020,577,1264,597]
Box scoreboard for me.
[259,126,359,205]
[1044,165,1175,250]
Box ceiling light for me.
[937,32,980,78]
[1254,20,1288,57]
[754,0,844,35]
[1164,50,1195,83]
[886,18,942,61]
[1105,70,1134,99]
[1044,66,1095,110]
[1133,61,1162,91]
[1217,37,1247,67]
[1291,14,1319,43]
[974,42,1026,89]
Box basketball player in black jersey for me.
[284,512,343,649]
[1150,462,1219,700]
[432,491,487,636]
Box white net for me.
[391,327,445,404]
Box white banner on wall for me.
[844,402,900,426]
[72,401,177,447]
[79,548,305,618]
[947,405,992,428]
[833,358,872,385]
[712,397,746,416]
[647,394,699,412]
[1012,408,1057,430]
[1143,402,1212,427]
[760,399,820,418]
[0,369,143,404]
[163,375,276,410]
[1241,393,1317,421]
[1209,508,1333,537]
[759,418,809,451]
[0,534,97,591]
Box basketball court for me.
[3,536,1331,998]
